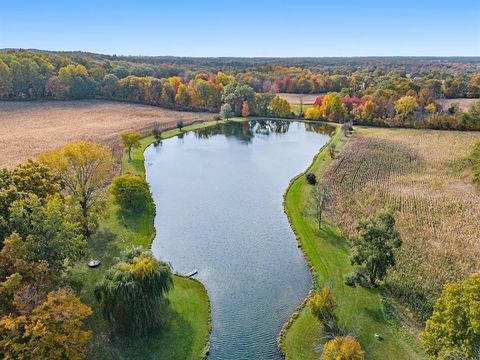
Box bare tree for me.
[309,182,332,230]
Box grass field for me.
[71,121,222,359]
[437,98,478,112]
[321,127,480,319]
[280,126,425,360]
[0,100,214,169]
[276,93,322,105]
[276,93,318,115]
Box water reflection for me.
[194,119,335,142]
[145,120,332,360]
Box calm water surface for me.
[145,120,333,359]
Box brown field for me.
[276,93,323,104]
[0,100,214,169]
[322,127,480,318]
[437,98,478,112]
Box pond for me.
[145,120,334,359]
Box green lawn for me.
[73,121,223,359]
[290,104,313,116]
[280,127,425,359]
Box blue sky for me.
[1,0,479,57]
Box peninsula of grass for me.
[279,126,425,359]
[74,121,224,360]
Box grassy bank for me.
[279,126,425,359]
[75,121,222,359]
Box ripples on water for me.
[145,120,333,359]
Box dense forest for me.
[0,49,480,129]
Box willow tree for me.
[38,141,114,236]
[94,247,173,336]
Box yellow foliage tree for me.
[307,287,337,333]
[395,95,418,120]
[38,141,114,235]
[0,288,92,360]
[269,96,291,118]
[120,132,141,161]
[321,336,364,360]
[305,106,321,120]
[421,274,480,359]
[319,93,346,122]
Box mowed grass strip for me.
[74,121,223,359]
[281,126,425,360]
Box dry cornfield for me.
[322,127,480,319]
[0,100,215,169]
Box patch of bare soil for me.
[0,100,215,168]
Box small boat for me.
[185,269,198,277]
[88,259,101,268]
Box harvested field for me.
[437,98,478,112]
[276,93,323,105]
[322,127,480,319]
[0,100,214,169]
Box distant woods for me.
[1,50,480,129]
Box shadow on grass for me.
[318,224,349,252]
[114,308,195,360]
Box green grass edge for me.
[118,120,228,359]
[277,123,343,359]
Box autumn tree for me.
[253,93,273,116]
[349,210,402,286]
[0,288,92,360]
[175,83,191,107]
[109,174,151,214]
[319,93,346,122]
[94,247,173,336]
[220,103,234,120]
[241,100,250,117]
[120,132,141,161]
[269,96,291,118]
[421,274,480,359]
[395,95,418,120]
[321,336,364,360]
[307,287,338,334]
[304,106,321,120]
[221,83,256,115]
[38,141,114,236]
[308,182,332,229]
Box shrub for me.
[176,120,184,130]
[344,273,357,287]
[305,172,317,185]
[109,174,151,213]
[321,336,364,360]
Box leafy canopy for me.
[120,132,141,161]
[38,141,114,235]
[109,174,151,213]
[349,210,402,285]
[421,274,480,359]
[321,336,364,360]
[94,247,173,336]
[0,288,92,360]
